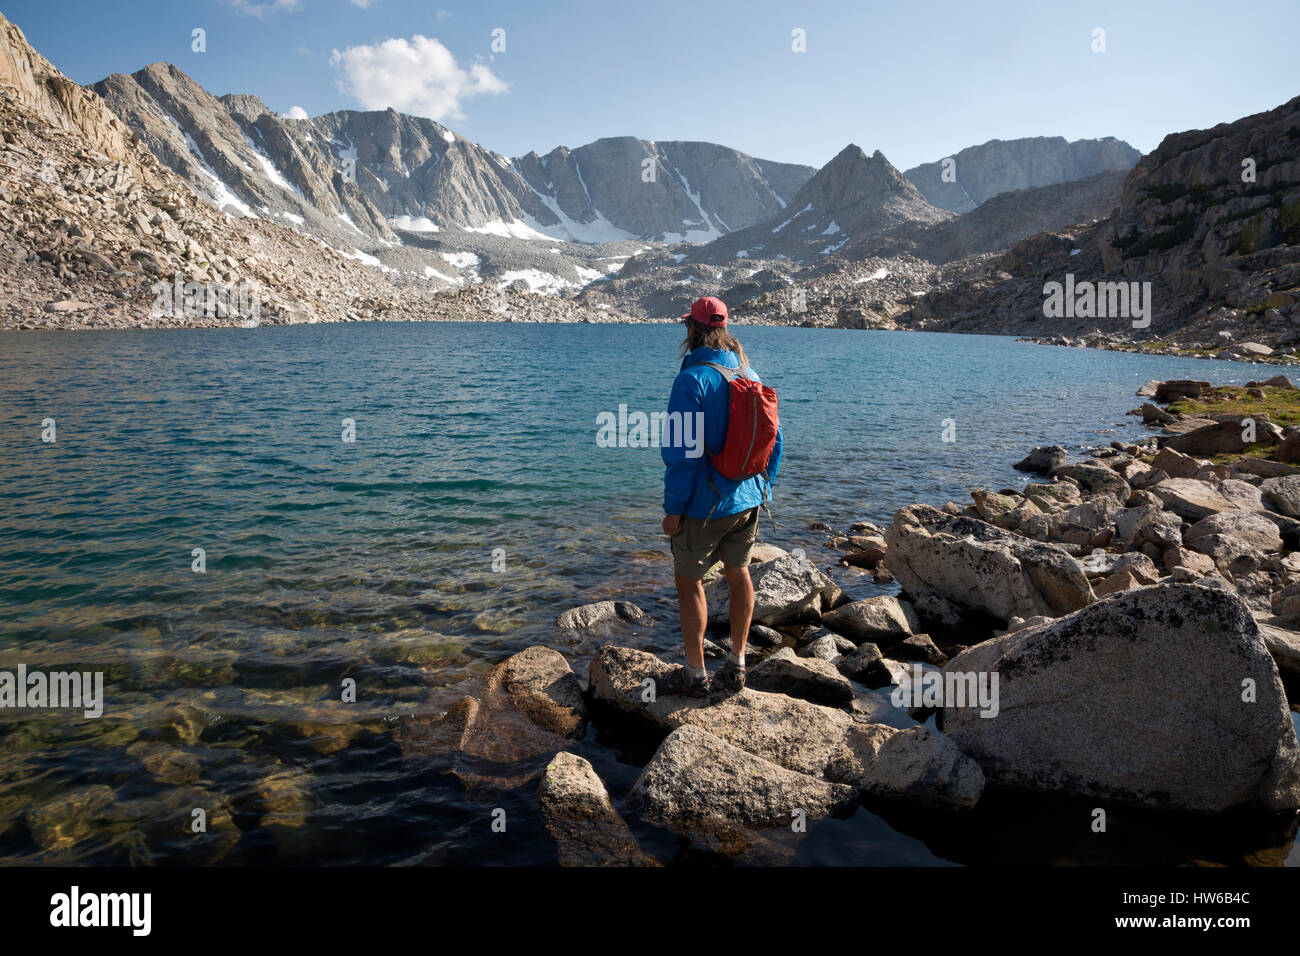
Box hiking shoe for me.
[658,667,711,698]
[715,658,746,691]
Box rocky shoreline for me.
[391,375,1300,865]
[1019,329,1300,366]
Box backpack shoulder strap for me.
[694,361,748,382]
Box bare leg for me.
[674,574,707,670]
[723,564,754,659]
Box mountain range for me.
[89,56,1137,259]
[6,6,1292,350]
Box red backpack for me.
[695,362,779,482]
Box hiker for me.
[661,296,782,696]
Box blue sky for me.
[2,0,1296,171]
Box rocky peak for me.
[219,92,270,122]
[512,136,814,242]
[680,144,949,265]
[790,144,932,217]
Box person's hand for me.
[662,514,682,537]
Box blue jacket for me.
[663,346,783,519]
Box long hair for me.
[679,320,749,369]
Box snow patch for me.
[772,204,812,233]
[496,269,573,295]
[390,215,441,233]
[242,134,303,198]
[464,219,555,241]
[423,265,459,283]
[526,187,640,244]
[163,111,255,218]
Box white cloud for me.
[283,106,310,120]
[348,0,378,7]
[225,0,302,17]
[329,35,507,121]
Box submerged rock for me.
[25,785,118,852]
[537,752,652,866]
[483,645,586,737]
[396,646,587,795]
[941,584,1300,813]
[555,600,647,630]
[125,741,201,785]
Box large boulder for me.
[1186,533,1266,576]
[1165,420,1277,456]
[1185,511,1283,552]
[835,643,896,687]
[1022,482,1083,513]
[1114,504,1182,552]
[705,554,839,626]
[941,585,1300,812]
[821,595,919,645]
[884,505,1094,627]
[1048,494,1121,545]
[588,645,856,777]
[826,723,984,811]
[628,725,858,829]
[1150,447,1203,479]
[1154,379,1210,402]
[589,645,980,810]
[1151,477,1263,520]
[1261,475,1300,517]
[1013,445,1067,474]
[1050,462,1131,500]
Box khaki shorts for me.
[669,507,760,579]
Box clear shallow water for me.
[0,322,1296,866]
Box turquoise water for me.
[0,322,1296,865]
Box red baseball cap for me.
[683,296,728,326]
